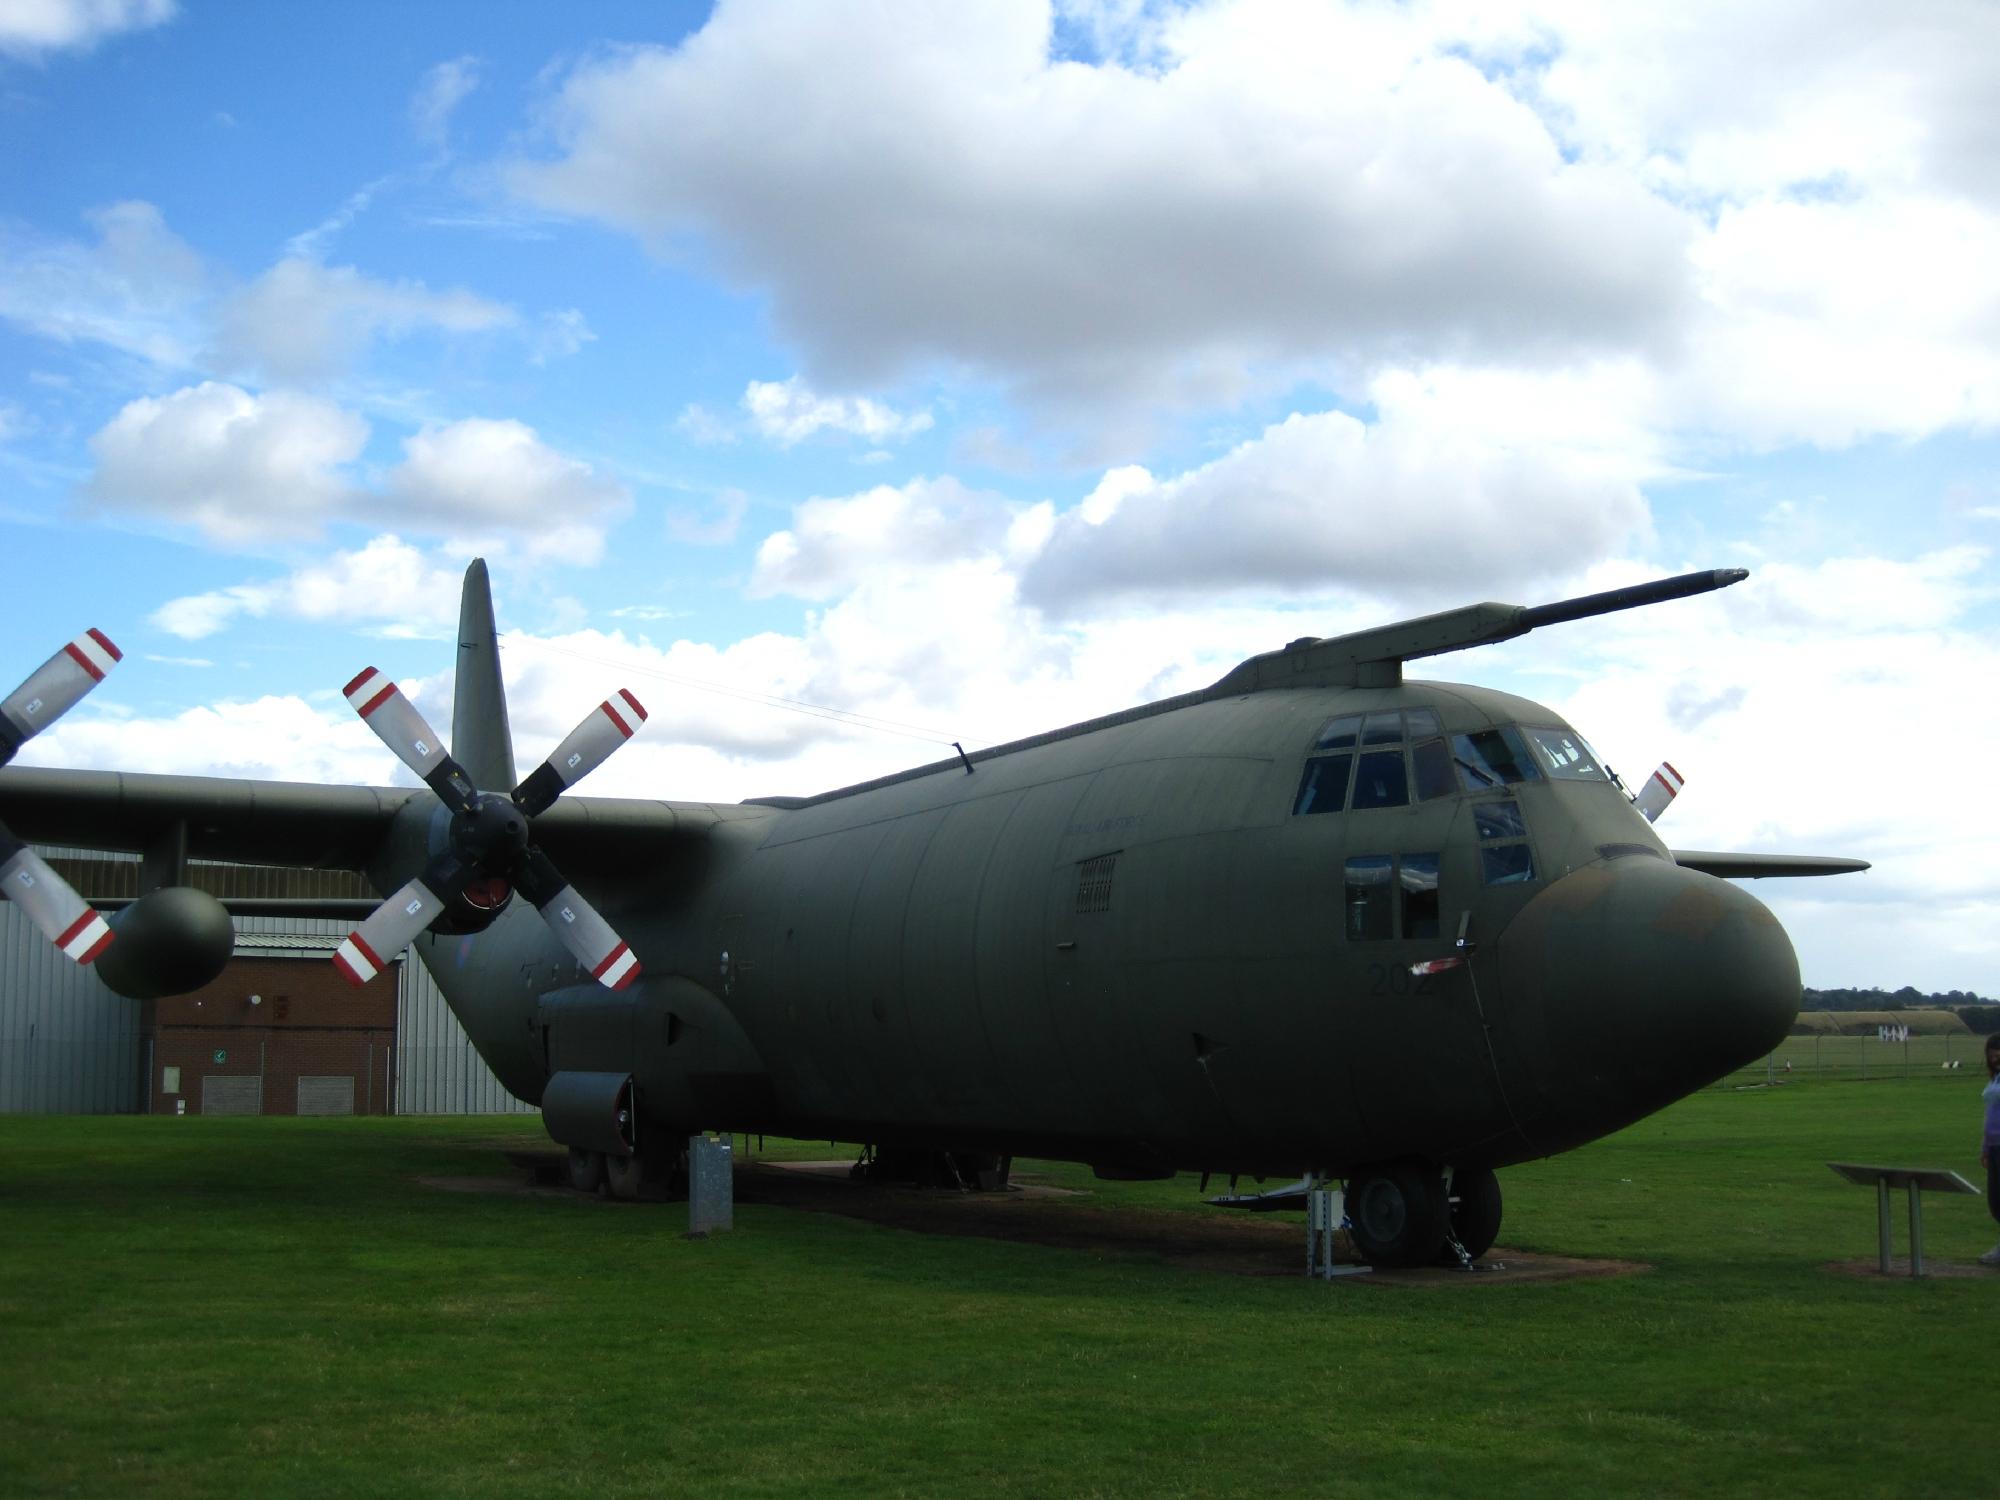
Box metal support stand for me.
[1306,1180,1372,1280]
[1907,1180,1924,1276]
[1829,1162,1978,1278]
[688,1133,734,1235]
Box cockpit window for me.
[1351,750,1410,809]
[1293,753,1353,815]
[1482,843,1536,885]
[1473,799,1527,840]
[1523,726,1608,782]
[1411,737,1454,800]
[1452,727,1541,790]
[1314,715,1361,751]
[1360,711,1403,746]
[1299,706,1457,814]
[1472,796,1536,886]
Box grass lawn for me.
[0,1078,1993,1498]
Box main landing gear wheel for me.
[1439,1167,1503,1263]
[1346,1162,1448,1268]
[566,1147,605,1194]
[605,1151,647,1201]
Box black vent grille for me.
[1075,854,1118,913]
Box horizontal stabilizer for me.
[1672,851,1870,879]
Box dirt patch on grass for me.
[423,1148,1645,1283]
[745,1159,1643,1283]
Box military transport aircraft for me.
[0,563,1865,1267]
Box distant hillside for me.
[1805,986,1998,1035]
[1793,1009,1969,1036]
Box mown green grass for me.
[1,1079,1993,1498]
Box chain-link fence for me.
[1715,1030,1992,1085]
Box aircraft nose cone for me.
[1494,856,1799,1155]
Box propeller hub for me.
[451,792,531,870]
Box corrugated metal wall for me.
[1,873,534,1116]
[0,903,140,1113]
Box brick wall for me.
[146,956,398,1116]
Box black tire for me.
[605,1151,647,1201]
[565,1147,605,1194]
[1346,1162,1448,1267]
[1438,1167,1503,1263]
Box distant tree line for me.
[1804,986,1999,1034]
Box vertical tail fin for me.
[451,559,517,791]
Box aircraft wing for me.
[0,765,737,878]
[1671,850,1870,879]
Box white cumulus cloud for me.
[0,0,174,58]
[385,417,630,565]
[84,381,367,543]
[742,377,932,447]
[513,0,1687,416]
[214,258,515,384]
[150,535,466,640]
[0,201,206,368]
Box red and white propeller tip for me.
[2,628,122,755]
[332,877,444,986]
[513,689,648,816]
[538,883,642,991]
[1,844,113,964]
[2,629,121,964]
[1634,762,1684,824]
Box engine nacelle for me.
[95,886,234,1000]
[541,1070,637,1158]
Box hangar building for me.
[0,850,530,1116]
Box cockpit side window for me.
[1472,796,1536,886]
[1452,727,1541,790]
[1344,855,1393,940]
[1523,726,1608,781]
[1345,852,1442,940]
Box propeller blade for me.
[517,847,640,990]
[343,667,477,812]
[1634,761,1684,824]
[0,836,113,964]
[2,628,122,764]
[513,689,648,817]
[333,875,448,986]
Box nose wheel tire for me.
[1439,1167,1503,1263]
[1346,1162,1448,1268]
[566,1147,606,1195]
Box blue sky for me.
[2,0,1996,991]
